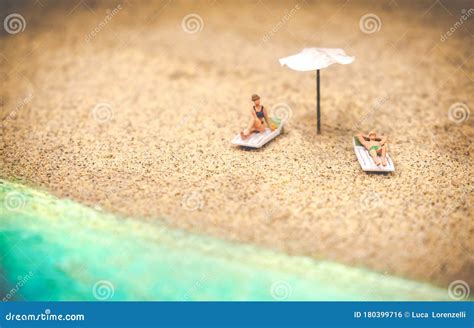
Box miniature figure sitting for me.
[240,94,275,140]
[356,131,388,166]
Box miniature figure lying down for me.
[240,94,276,139]
[356,131,388,166]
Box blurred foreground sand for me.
[0,0,472,288]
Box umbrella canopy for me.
[279,48,355,133]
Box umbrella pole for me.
[316,69,321,134]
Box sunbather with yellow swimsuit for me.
[356,131,388,166]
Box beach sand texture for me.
[1,0,472,288]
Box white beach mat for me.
[232,119,285,148]
[353,136,395,172]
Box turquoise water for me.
[0,179,451,301]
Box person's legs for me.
[369,149,382,166]
[254,119,265,132]
[241,118,257,139]
[378,146,387,166]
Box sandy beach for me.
[0,0,472,289]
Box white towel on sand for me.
[353,137,395,172]
[232,120,285,148]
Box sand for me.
[0,0,472,289]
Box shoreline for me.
[0,178,454,301]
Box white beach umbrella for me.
[279,47,355,134]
